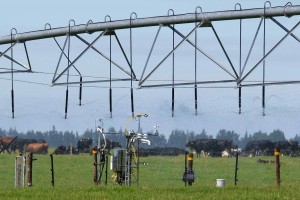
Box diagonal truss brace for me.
[271,17,300,43]
[241,18,263,77]
[52,31,106,84]
[52,31,137,85]
[139,21,239,88]
[0,43,32,74]
[139,25,162,85]
[169,25,238,81]
[76,33,136,80]
[53,37,81,76]
[139,21,205,87]
[210,23,238,79]
[239,20,300,85]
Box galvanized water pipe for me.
[1,5,300,44]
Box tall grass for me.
[0,152,300,199]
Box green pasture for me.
[0,149,300,199]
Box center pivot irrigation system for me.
[1,2,300,118]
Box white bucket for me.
[216,179,225,187]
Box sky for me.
[1,0,300,139]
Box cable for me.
[0,77,51,86]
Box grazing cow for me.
[139,147,185,157]
[80,139,121,154]
[1,137,47,154]
[186,139,235,157]
[14,139,38,153]
[243,140,300,156]
[53,145,79,155]
[37,139,47,143]
[25,143,48,154]
[244,140,275,156]
[66,145,79,155]
[222,150,230,157]
[77,138,93,153]
[274,141,299,156]
[53,145,67,155]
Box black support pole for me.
[105,155,108,185]
[184,151,187,186]
[50,154,55,187]
[234,152,239,186]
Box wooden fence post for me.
[93,148,98,185]
[25,152,33,187]
[15,156,25,187]
[275,147,281,187]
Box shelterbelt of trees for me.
[0,126,299,149]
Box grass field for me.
[1,149,300,199]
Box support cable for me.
[105,15,113,118]
[168,9,175,117]
[262,1,271,116]
[10,28,17,118]
[194,6,203,116]
[65,20,75,119]
[130,12,137,117]
[235,3,242,114]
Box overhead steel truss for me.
[1,2,300,118]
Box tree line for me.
[0,126,299,149]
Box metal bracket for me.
[85,20,94,34]
[284,2,293,18]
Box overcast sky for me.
[0,0,300,139]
